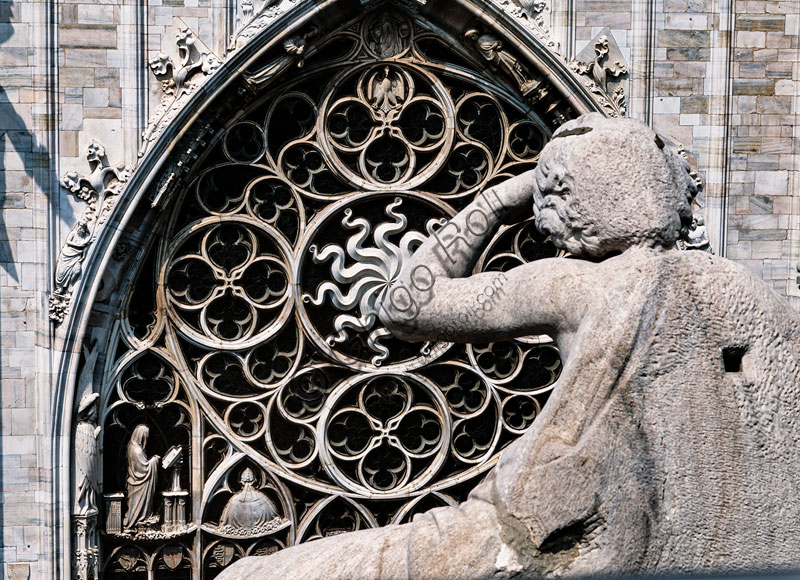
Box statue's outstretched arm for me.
[217,475,514,580]
[378,171,592,346]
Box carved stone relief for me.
[569,28,629,117]
[241,27,319,94]
[86,10,580,578]
[50,142,130,324]
[141,23,220,157]
[74,342,101,580]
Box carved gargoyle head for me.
[594,35,609,59]
[86,140,106,165]
[533,113,697,257]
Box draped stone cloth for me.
[123,425,159,529]
[219,250,800,579]
[74,420,98,515]
[219,469,279,532]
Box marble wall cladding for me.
[0,0,797,576]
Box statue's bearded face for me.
[532,162,589,256]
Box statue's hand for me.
[487,169,536,225]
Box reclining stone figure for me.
[220,114,800,579]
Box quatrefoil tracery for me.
[319,63,455,191]
[164,218,295,349]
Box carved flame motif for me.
[303,198,440,366]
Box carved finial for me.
[569,28,629,117]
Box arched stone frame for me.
[51,1,612,577]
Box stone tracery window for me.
[95,9,576,578]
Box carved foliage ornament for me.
[569,28,629,117]
[141,24,221,157]
[88,10,580,578]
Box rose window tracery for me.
[95,10,577,578]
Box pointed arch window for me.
[89,7,584,578]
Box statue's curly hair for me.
[533,113,699,257]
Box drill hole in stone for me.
[722,346,747,373]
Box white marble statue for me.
[219,114,800,579]
[74,342,102,517]
[123,424,160,530]
[74,393,100,516]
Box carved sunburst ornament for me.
[304,198,442,365]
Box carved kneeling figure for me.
[219,115,800,579]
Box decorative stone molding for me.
[150,121,214,209]
[49,142,130,324]
[140,23,221,157]
[229,0,310,52]
[569,28,629,117]
[490,0,557,52]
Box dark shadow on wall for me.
[0,2,72,281]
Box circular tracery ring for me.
[161,216,296,350]
[317,372,451,496]
[317,62,456,191]
[295,191,455,371]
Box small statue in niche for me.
[74,343,101,516]
[219,468,280,535]
[55,221,93,299]
[464,28,543,95]
[679,214,712,253]
[123,424,160,530]
[74,392,101,516]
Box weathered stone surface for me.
[220,116,800,579]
